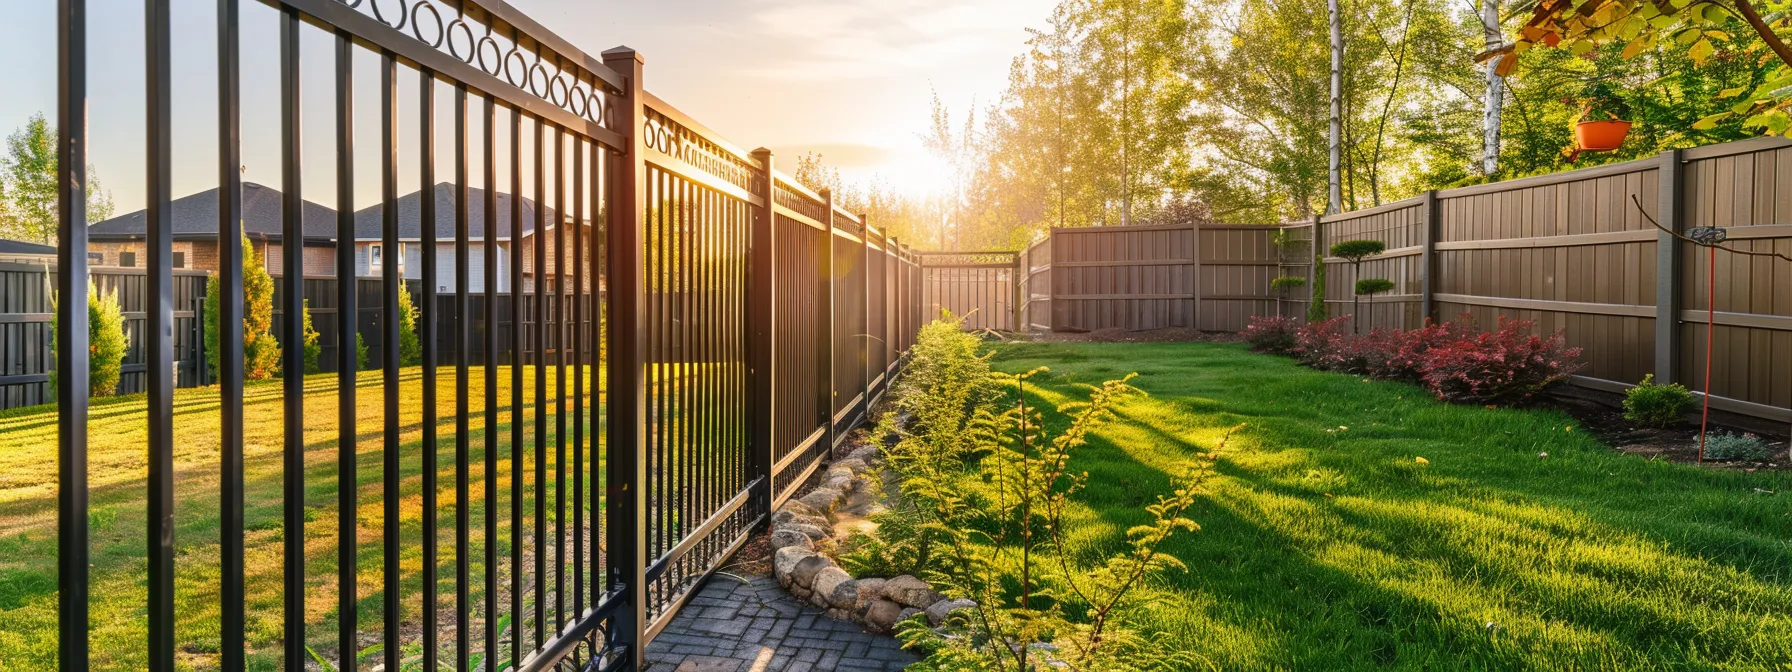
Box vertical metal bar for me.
[553,124,567,631]
[747,150,774,516]
[571,132,585,621]
[278,8,305,670]
[56,0,91,667]
[509,104,525,669]
[594,139,609,612]
[532,112,548,649]
[146,0,176,668]
[600,45,647,669]
[418,66,440,672]
[334,28,358,672]
[481,94,500,671]
[217,1,247,668]
[453,81,471,672]
[822,193,835,450]
[379,51,402,665]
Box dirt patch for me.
[1546,387,1791,470]
[1027,327,1243,344]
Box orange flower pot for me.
[1575,120,1631,152]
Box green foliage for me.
[1703,431,1776,461]
[1270,275,1307,292]
[1354,277,1396,296]
[1307,254,1329,323]
[1329,239,1387,262]
[1622,374,1695,427]
[1497,0,1792,137]
[397,281,422,367]
[299,300,323,375]
[203,235,280,380]
[0,112,113,244]
[49,280,128,398]
[874,316,1220,670]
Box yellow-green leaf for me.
[1692,112,1731,130]
[1690,37,1715,64]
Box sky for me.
[0,0,1057,217]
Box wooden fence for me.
[923,136,1792,428]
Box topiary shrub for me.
[1622,374,1694,428]
[50,280,129,398]
[1703,432,1774,461]
[1243,315,1299,353]
[203,234,281,380]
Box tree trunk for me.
[1328,0,1344,214]
[1481,0,1503,176]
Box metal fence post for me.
[1655,149,1684,385]
[860,215,872,420]
[1421,190,1440,324]
[821,190,837,452]
[748,148,776,524]
[600,45,648,670]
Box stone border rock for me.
[768,442,976,635]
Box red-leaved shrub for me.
[1418,317,1582,403]
[1262,314,1581,404]
[1243,315,1300,353]
[1292,317,1353,368]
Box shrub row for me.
[1245,314,1583,403]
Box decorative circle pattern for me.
[330,0,618,131]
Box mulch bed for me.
[1545,386,1791,470]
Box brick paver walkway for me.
[645,572,918,671]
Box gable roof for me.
[352,183,584,242]
[87,182,339,242]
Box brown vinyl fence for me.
[922,136,1792,428]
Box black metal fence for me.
[40,1,920,670]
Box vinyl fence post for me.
[599,45,649,670]
[1310,215,1325,320]
[749,148,777,525]
[1421,190,1440,324]
[1655,149,1684,386]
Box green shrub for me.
[1354,278,1395,296]
[1329,239,1387,261]
[203,234,281,380]
[1622,374,1694,428]
[1307,254,1328,323]
[49,280,129,398]
[397,281,421,367]
[1270,276,1306,292]
[1704,432,1775,462]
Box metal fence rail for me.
[43,1,919,670]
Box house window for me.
[118,251,136,268]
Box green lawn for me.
[0,366,606,671]
[986,341,1792,670]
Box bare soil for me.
[1545,386,1792,471]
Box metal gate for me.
[40,1,919,669]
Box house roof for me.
[87,182,339,242]
[88,182,580,244]
[0,238,56,255]
[351,182,581,242]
